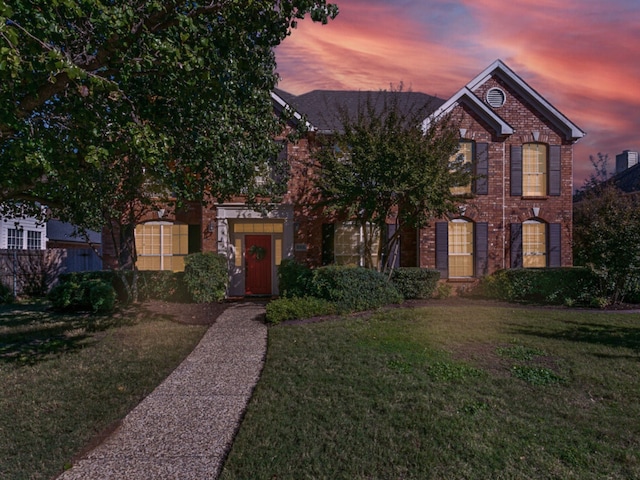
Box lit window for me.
[27,231,42,250]
[135,223,189,271]
[523,221,546,268]
[448,219,473,277]
[7,229,23,250]
[523,143,547,196]
[450,142,473,196]
[334,222,379,268]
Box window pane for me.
[523,144,547,196]
[7,229,23,250]
[449,221,473,277]
[334,223,379,267]
[450,142,473,196]
[27,231,41,250]
[523,222,546,268]
[335,224,360,265]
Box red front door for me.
[245,235,272,295]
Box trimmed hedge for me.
[311,265,402,313]
[473,267,600,306]
[48,277,116,313]
[183,252,228,303]
[390,268,440,299]
[266,296,337,324]
[278,259,314,298]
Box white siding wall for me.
[0,217,48,250]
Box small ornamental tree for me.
[314,87,471,270]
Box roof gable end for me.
[468,60,585,142]
[423,87,514,136]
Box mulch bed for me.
[137,300,231,325]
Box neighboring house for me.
[109,60,585,296]
[46,219,102,249]
[0,215,47,250]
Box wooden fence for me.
[0,248,102,296]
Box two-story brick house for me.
[122,60,585,296]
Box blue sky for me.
[276,0,640,184]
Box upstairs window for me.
[522,143,547,196]
[27,231,42,250]
[449,142,473,196]
[7,229,23,250]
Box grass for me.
[221,305,640,480]
[0,301,207,480]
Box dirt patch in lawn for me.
[135,300,230,325]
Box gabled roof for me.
[467,60,585,141]
[426,59,585,142]
[273,89,445,133]
[423,87,514,136]
[610,162,640,193]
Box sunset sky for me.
[275,0,640,187]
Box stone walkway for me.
[58,302,267,480]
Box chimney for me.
[616,150,639,174]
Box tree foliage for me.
[314,88,470,269]
[0,0,338,212]
[574,182,640,303]
[0,1,337,301]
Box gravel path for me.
[57,302,267,480]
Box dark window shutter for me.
[548,223,561,267]
[473,143,489,195]
[474,222,489,277]
[435,222,448,279]
[321,223,334,266]
[510,223,523,268]
[548,145,561,196]
[510,145,523,197]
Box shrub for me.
[48,278,117,313]
[183,252,228,303]
[0,282,13,304]
[311,266,402,313]
[390,268,440,299]
[136,270,190,302]
[473,267,599,305]
[266,297,336,324]
[88,280,117,313]
[278,259,314,298]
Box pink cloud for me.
[277,0,640,185]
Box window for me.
[511,144,561,197]
[523,221,546,268]
[27,231,42,250]
[522,143,547,196]
[450,142,473,196]
[448,219,474,277]
[334,222,380,268]
[436,221,488,279]
[7,229,23,250]
[135,223,189,271]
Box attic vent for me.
[486,88,506,108]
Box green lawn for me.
[221,304,640,480]
[0,302,207,480]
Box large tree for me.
[314,89,471,270]
[0,1,337,294]
[574,158,640,304]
